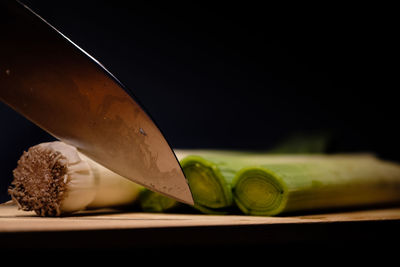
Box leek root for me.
[8,141,142,216]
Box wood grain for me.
[1,204,400,232]
[1,204,400,249]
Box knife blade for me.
[0,0,194,205]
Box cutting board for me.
[1,203,400,250]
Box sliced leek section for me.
[139,154,238,213]
[232,157,400,216]
[180,155,236,211]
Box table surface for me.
[1,203,400,250]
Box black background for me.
[0,1,398,202]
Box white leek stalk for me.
[8,141,142,216]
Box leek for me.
[138,150,248,213]
[232,157,400,216]
[8,141,142,216]
[138,133,332,213]
[178,153,377,214]
[139,187,184,212]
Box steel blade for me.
[0,0,194,205]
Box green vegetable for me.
[139,150,357,214]
[232,157,400,216]
[179,155,240,213]
[138,188,184,213]
[138,152,240,213]
[139,149,252,213]
[176,132,332,213]
[138,133,399,216]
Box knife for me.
[0,0,194,205]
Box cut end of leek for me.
[139,189,180,212]
[233,167,287,216]
[181,155,233,209]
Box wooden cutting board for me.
[1,203,400,249]
[1,204,400,231]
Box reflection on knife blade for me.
[0,0,194,205]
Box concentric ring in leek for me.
[233,159,400,216]
[232,167,287,216]
[181,155,233,209]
